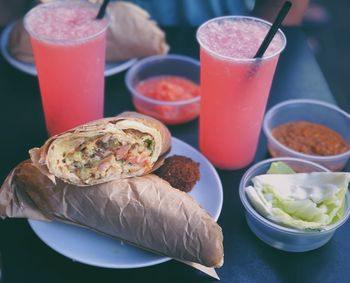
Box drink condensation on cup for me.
[196,16,286,170]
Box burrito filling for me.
[60,129,155,183]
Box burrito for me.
[105,1,169,61]
[29,112,171,186]
[0,161,224,268]
[8,20,34,64]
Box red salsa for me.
[272,121,349,156]
[136,76,199,101]
[134,76,200,124]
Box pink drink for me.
[24,1,108,136]
[197,16,286,169]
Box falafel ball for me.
[156,155,200,192]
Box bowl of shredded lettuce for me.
[239,157,350,252]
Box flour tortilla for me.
[29,112,171,186]
[105,1,169,61]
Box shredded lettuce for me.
[266,161,296,174]
[245,162,350,230]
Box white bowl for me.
[263,99,350,171]
[239,157,350,252]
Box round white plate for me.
[28,137,223,269]
[0,22,137,77]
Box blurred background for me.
[0,0,348,113]
[303,0,350,112]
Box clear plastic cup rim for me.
[263,99,350,161]
[125,54,201,106]
[239,157,350,235]
[196,15,287,63]
[23,0,109,45]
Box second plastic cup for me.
[196,16,286,169]
[24,1,109,136]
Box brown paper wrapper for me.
[29,112,171,186]
[105,1,169,61]
[8,20,34,64]
[0,161,224,269]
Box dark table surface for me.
[0,26,349,283]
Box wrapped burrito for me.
[29,112,171,186]
[8,20,34,64]
[105,1,169,61]
[0,161,224,268]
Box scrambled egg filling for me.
[62,129,154,182]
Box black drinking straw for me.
[254,1,292,58]
[96,0,110,20]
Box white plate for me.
[0,22,137,77]
[28,137,223,269]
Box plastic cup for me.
[24,1,108,136]
[196,16,286,169]
[239,157,350,252]
[263,99,350,171]
[125,54,200,125]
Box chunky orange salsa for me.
[272,121,349,156]
[134,76,200,125]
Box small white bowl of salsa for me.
[263,99,350,171]
[125,54,200,125]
